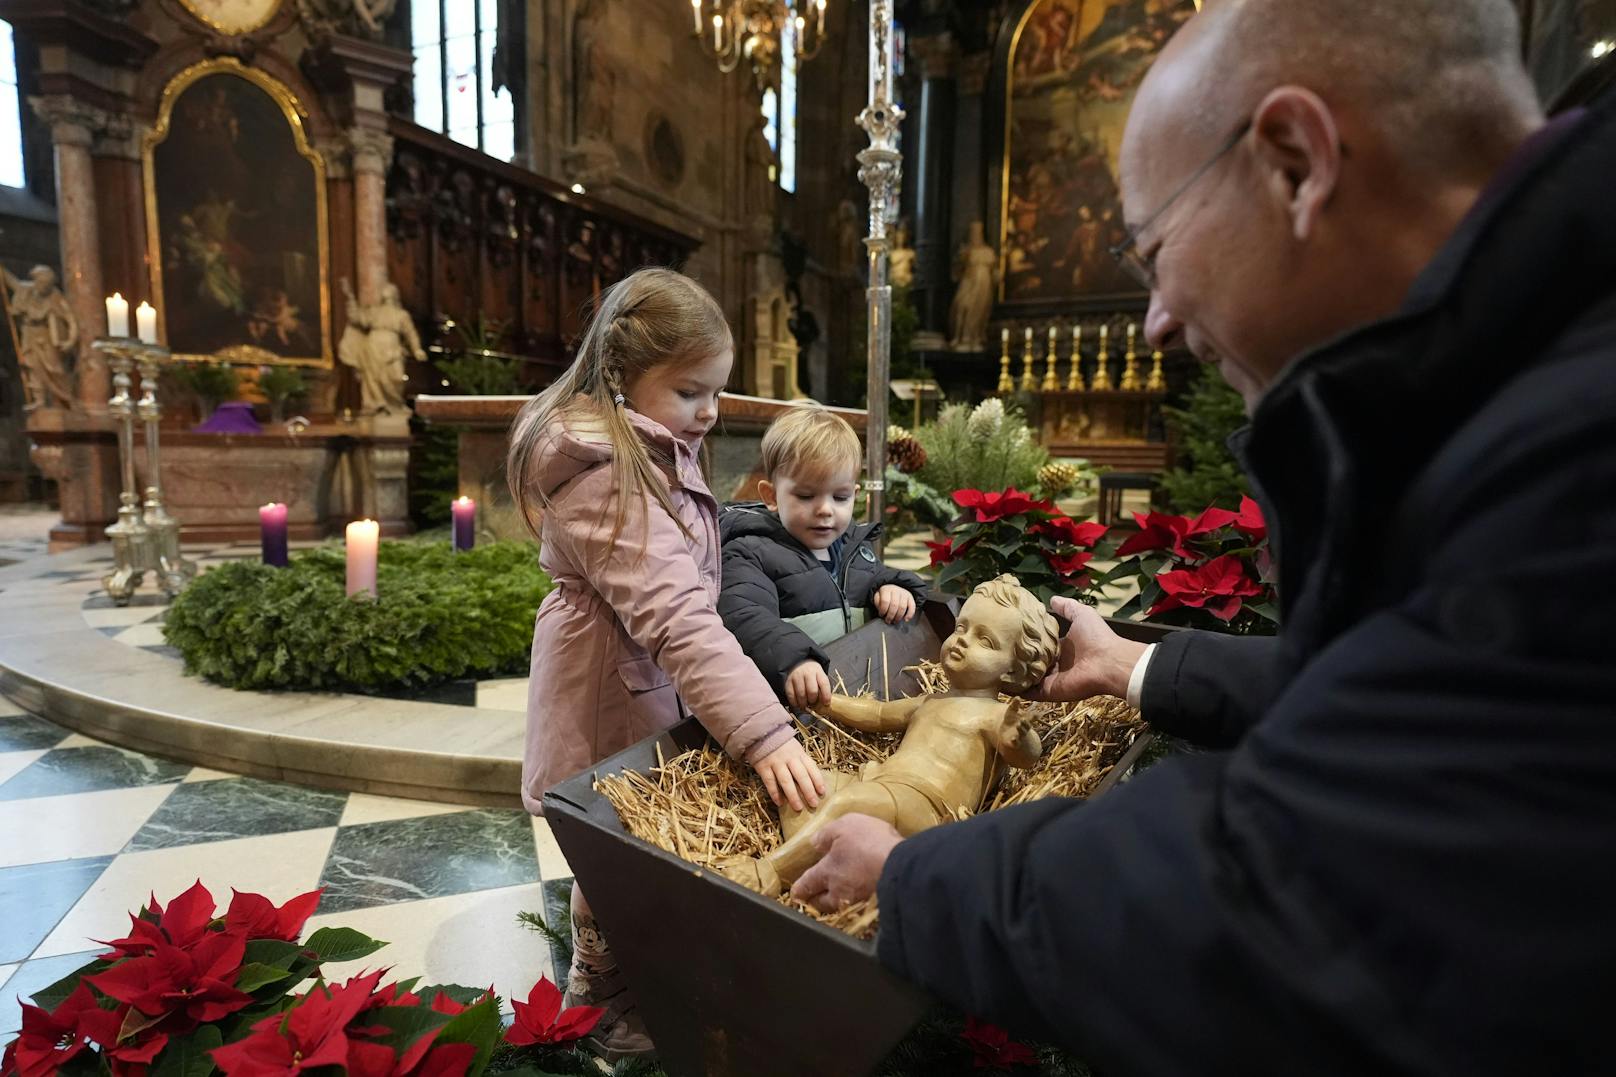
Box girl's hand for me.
[873,585,917,624]
[785,660,833,711]
[753,737,827,813]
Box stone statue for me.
[721,574,1060,896]
[295,0,400,38]
[338,279,424,416]
[2,265,78,411]
[888,219,916,289]
[574,0,614,142]
[746,112,778,220]
[949,220,998,352]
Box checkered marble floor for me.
[0,702,574,1036]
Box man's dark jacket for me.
[718,504,928,698]
[878,103,1616,1074]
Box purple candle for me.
[452,496,476,552]
[259,502,289,567]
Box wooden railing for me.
[385,118,701,383]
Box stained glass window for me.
[412,0,515,160]
[0,21,24,188]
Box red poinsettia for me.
[1232,494,1266,543]
[952,488,1057,523]
[960,1017,1038,1069]
[87,932,253,1028]
[1031,515,1107,549]
[223,889,323,943]
[504,977,603,1047]
[98,880,221,958]
[1149,554,1265,622]
[1,983,101,1077]
[75,1004,171,1074]
[1117,504,1239,560]
[926,537,959,567]
[212,970,385,1077]
[1044,549,1095,580]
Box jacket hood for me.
[529,400,694,500]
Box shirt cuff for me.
[1125,643,1156,711]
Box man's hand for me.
[752,737,828,813]
[790,814,903,912]
[785,660,833,711]
[1035,596,1148,703]
[873,584,918,624]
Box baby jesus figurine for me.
[721,574,1060,896]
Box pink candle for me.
[259,502,289,567]
[452,496,476,552]
[345,519,379,598]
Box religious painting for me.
[144,59,330,366]
[999,0,1197,306]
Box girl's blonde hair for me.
[507,267,732,549]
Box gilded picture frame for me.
[996,0,1199,309]
[176,0,284,37]
[142,57,331,367]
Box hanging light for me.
[689,0,829,87]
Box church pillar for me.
[907,36,958,337]
[348,127,394,307]
[32,95,110,409]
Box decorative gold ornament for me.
[1091,323,1114,390]
[1041,325,1059,392]
[997,329,1015,394]
[1019,326,1036,392]
[691,0,830,87]
[1120,322,1142,391]
[178,0,283,35]
[1066,324,1085,391]
[1145,347,1167,392]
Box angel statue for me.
[338,278,424,416]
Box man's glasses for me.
[1110,119,1252,291]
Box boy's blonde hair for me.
[971,574,1060,693]
[507,267,732,548]
[759,402,862,484]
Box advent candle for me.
[135,302,158,344]
[345,519,379,598]
[105,293,129,338]
[451,496,476,552]
[259,502,289,568]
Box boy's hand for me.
[873,584,917,624]
[785,660,833,710]
[753,737,827,812]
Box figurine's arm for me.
[993,699,1043,769]
[813,694,923,734]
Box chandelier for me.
[689,0,829,86]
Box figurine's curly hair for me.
[970,574,1060,693]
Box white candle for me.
[345,519,379,598]
[135,302,158,344]
[105,293,129,338]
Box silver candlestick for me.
[857,0,904,527]
[96,338,154,604]
[135,344,196,595]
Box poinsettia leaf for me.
[301,926,386,964]
[985,539,1025,559]
[241,939,303,970]
[30,959,110,1013]
[361,1003,453,1055]
[431,995,504,1077]
[1139,579,1163,617]
[1013,553,1046,576]
[150,1025,222,1077]
[1248,601,1281,624]
[233,963,293,993]
[120,1005,166,1041]
[934,559,974,595]
[426,984,494,1007]
[1113,594,1144,620]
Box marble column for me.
[347,127,394,306]
[32,95,111,409]
[906,39,959,336]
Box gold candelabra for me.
[1019,327,1037,392]
[1066,324,1085,391]
[1090,323,1115,390]
[1041,325,1060,392]
[1145,347,1166,392]
[1120,322,1142,390]
[997,328,1015,393]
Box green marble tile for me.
[0,858,113,963]
[0,746,189,801]
[126,777,348,851]
[0,714,67,753]
[317,809,539,914]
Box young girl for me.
[507,267,826,1057]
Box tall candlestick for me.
[345,519,379,598]
[1091,323,1114,390]
[997,329,1014,394]
[1042,325,1060,392]
[105,293,129,338]
[1121,322,1143,391]
[1145,348,1167,392]
[135,302,158,345]
[452,496,476,552]
[1067,325,1085,391]
[259,503,289,567]
[1020,327,1036,391]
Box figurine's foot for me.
[716,855,783,896]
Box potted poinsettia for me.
[0,881,601,1077]
[1099,495,1278,634]
[925,487,1108,606]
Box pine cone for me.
[968,398,1005,439]
[888,432,928,474]
[1039,462,1083,498]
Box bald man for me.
[791,2,1616,1072]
